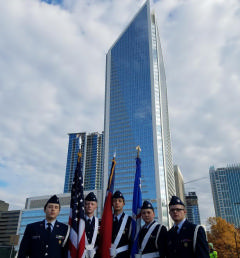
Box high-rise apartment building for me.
[210,164,240,227]
[64,132,104,193]
[185,192,201,225]
[174,165,185,204]
[103,0,175,226]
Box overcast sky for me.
[0,0,239,224]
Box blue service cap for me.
[141,200,154,210]
[85,192,97,202]
[112,190,124,200]
[169,196,185,206]
[44,195,60,209]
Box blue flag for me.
[131,156,142,257]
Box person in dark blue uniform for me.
[84,192,99,258]
[110,190,132,258]
[136,200,167,258]
[18,195,69,258]
[166,196,209,258]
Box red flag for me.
[98,157,116,258]
[68,152,85,258]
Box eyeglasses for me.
[170,208,185,212]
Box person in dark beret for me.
[18,195,69,258]
[166,196,209,258]
[84,192,99,258]
[110,190,132,257]
[136,200,167,258]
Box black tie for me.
[88,219,91,226]
[47,223,52,233]
[174,225,178,234]
[114,217,118,225]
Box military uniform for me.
[111,212,132,257]
[18,219,69,258]
[85,216,99,258]
[167,219,209,258]
[137,221,167,258]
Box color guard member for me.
[136,200,167,258]
[110,190,132,257]
[84,192,99,258]
[18,195,69,258]
[166,196,209,258]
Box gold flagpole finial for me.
[136,145,141,158]
[77,151,82,162]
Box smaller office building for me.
[0,201,20,258]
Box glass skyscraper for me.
[185,192,201,225]
[103,0,175,226]
[210,164,240,227]
[64,132,104,193]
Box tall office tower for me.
[64,132,104,193]
[210,164,240,227]
[174,165,186,204]
[185,192,201,225]
[103,0,175,226]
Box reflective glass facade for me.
[104,1,175,227]
[64,132,104,193]
[210,165,240,227]
[185,192,201,225]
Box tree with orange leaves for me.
[207,217,240,258]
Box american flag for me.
[68,151,85,258]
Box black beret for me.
[169,196,185,206]
[141,200,154,210]
[85,192,97,202]
[44,195,60,210]
[112,190,124,200]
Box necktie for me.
[174,225,178,234]
[47,223,52,233]
[88,219,91,225]
[114,217,118,224]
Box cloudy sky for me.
[0,0,239,224]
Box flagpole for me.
[131,146,142,257]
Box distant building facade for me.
[174,165,185,204]
[185,192,201,225]
[210,164,240,227]
[64,132,104,193]
[0,203,20,257]
[0,200,9,212]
